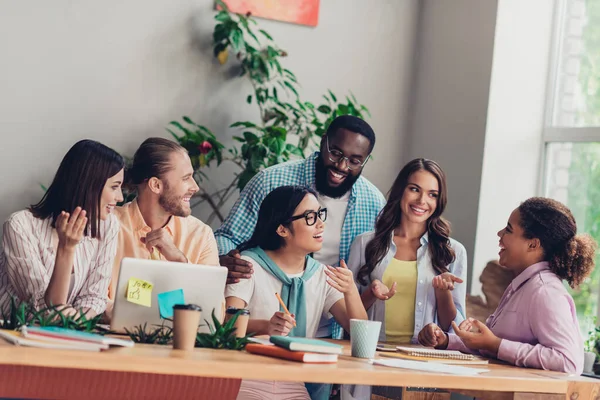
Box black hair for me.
[30,139,124,238]
[518,197,597,288]
[325,115,376,152]
[238,186,318,252]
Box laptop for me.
[111,258,227,334]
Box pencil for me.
[275,292,296,327]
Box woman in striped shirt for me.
[0,140,125,318]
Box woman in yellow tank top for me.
[343,159,468,400]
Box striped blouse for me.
[0,210,120,316]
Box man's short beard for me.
[314,156,360,199]
[158,181,190,217]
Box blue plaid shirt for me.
[215,152,386,338]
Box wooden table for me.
[0,340,598,400]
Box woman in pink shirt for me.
[419,197,597,374]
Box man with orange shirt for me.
[106,138,219,311]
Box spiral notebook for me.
[395,346,480,361]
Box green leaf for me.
[268,137,285,155]
[215,12,231,23]
[230,121,257,128]
[317,105,332,114]
[283,81,299,98]
[360,105,372,118]
[230,28,244,52]
[246,95,252,104]
[237,169,256,190]
[243,131,259,143]
[259,29,273,40]
[328,90,338,102]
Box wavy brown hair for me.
[357,158,455,286]
[518,197,597,288]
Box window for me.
[542,0,600,331]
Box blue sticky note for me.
[157,289,185,319]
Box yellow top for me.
[383,258,418,344]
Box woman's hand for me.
[418,323,449,349]
[325,260,358,294]
[452,320,501,356]
[432,272,463,291]
[56,207,87,249]
[370,279,397,301]
[267,311,296,336]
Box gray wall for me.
[405,0,499,290]
[0,0,419,227]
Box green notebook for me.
[269,336,343,354]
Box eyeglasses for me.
[326,136,370,171]
[287,208,328,226]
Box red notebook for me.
[245,344,338,363]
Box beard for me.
[314,155,361,199]
[158,182,191,218]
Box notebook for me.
[395,346,476,360]
[380,351,488,365]
[0,329,105,352]
[269,336,343,354]
[246,344,338,363]
[22,326,134,348]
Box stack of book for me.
[0,326,134,352]
[246,336,342,364]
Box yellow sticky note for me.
[126,277,153,307]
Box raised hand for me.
[325,260,357,294]
[56,207,87,249]
[370,279,397,301]
[432,272,464,291]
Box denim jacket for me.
[347,231,468,343]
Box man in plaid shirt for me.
[216,115,385,341]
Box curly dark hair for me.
[518,197,597,288]
[357,158,454,286]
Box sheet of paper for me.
[126,278,153,307]
[372,358,489,375]
[157,289,185,319]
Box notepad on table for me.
[269,336,343,354]
[0,329,104,352]
[246,344,338,363]
[395,346,477,360]
[380,350,488,365]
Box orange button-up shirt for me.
[108,199,220,300]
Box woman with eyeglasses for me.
[225,185,367,400]
[342,158,467,400]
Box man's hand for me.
[220,249,253,284]
[141,229,187,263]
[418,323,449,349]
